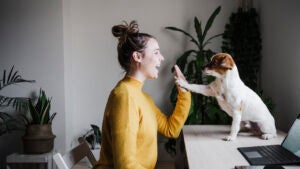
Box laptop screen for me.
[281,115,300,157]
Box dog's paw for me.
[176,78,188,88]
[223,135,236,141]
[261,133,276,140]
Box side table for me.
[6,151,56,169]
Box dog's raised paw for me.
[176,78,187,87]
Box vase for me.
[22,124,56,154]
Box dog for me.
[176,53,277,141]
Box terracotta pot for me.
[22,124,56,154]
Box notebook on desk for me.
[238,114,300,165]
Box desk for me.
[182,125,299,169]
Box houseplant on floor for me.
[22,89,57,154]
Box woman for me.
[95,20,191,169]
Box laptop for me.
[238,114,300,165]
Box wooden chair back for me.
[53,141,97,169]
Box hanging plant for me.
[222,7,261,90]
[222,7,274,111]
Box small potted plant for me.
[22,89,57,154]
[79,124,101,149]
[78,124,101,159]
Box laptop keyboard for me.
[256,145,300,164]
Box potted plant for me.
[22,89,57,154]
[79,124,101,149]
[78,124,101,160]
[164,6,231,156]
[166,6,230,125]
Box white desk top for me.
[182,125,300,169]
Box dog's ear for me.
[220,55,234,70]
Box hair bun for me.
[112,20,139,39]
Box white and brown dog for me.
[176,53,277,141]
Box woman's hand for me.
[173,65,188,92]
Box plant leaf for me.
[0,66,35,90]
[2,69,6,88]
[7,66,14,85]
[11,70,18,83]
[186,60,196,80]
[36,89,44,115]
[165,27,199,47]
[194,17,203,48]
[28,99,40,124]
[48,112,57,124]
[40,100,50,124]
[202,6,221,42]
[91,124,101,144]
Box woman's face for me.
[140,38,164,79]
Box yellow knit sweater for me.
[95,76,191,169]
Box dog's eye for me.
[212,60,218,65]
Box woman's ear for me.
[132,51,143,63]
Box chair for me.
[53,140,97,169]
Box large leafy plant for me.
[164,6,231,157]
[27,89,56,125]
[0,66,35,135]
[166,6,230,125]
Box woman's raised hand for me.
[173,65,188,92]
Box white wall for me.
[0,0,65,165]
[258,0,300,132]
[62,0,238,160]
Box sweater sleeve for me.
[109,91,146,169]
[155,89,191,138]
